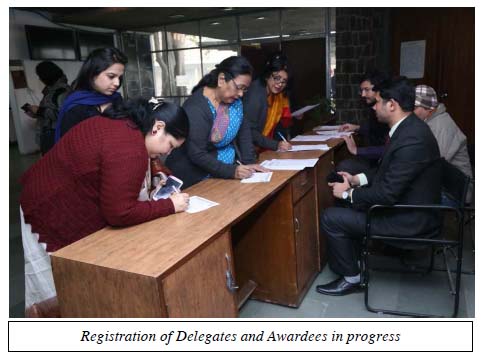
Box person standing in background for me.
[55,47,127,142]
[24,61,71,155]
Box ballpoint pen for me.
[277,131,288,142]
[172,185,180,193]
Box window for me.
[127,8,335,104]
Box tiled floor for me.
[9,143,475,318]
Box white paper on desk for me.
[286,144,330,152]
[291,103,320,117]
[313,125,340,131]
[292,134,334,142]
[186,196,219,213]
[260,159,318,170]
[316,130,354,137]
[241,172,273,183]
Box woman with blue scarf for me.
[55,47,127,142]
[166,56,266,189]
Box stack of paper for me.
[241,172,273,183]
[286,144,330,152]
[260,159,318,170]
[186,196,219,213]
[316,130,353,137]
[313,125,340,131]
[291,135,334,142]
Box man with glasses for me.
[336,70,390,174]
[244,52,302,153]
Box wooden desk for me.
[52,139,344,317]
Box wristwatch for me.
[342,191,349,200]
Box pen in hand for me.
[172,185,180,194]
[277,131,288,142]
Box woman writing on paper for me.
[20,98,189,316]
[243,52,302,152]
[54,47,127,142]
[166,56,266,189]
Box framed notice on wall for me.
[400,40,426,79]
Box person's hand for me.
[328,176,351,199]
[247,164,269,172]
[170,192,190,212]
[29,105,39,114]
[277,141,292,151]
[338,123,360,132]
[343,135,357,155]
[158,172,168,186]
[235,165,255,179]
[338,171,360,187]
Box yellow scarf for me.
[262,93,289,137]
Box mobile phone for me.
[21,103,31,112]
[153,175,183,200]
[326,171,344,183]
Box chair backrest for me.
[467,143,475,176]
[442,158,470,209]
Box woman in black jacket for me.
[166,56,266,189]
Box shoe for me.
[316,277,362,296]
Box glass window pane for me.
[165,22,199,49]
[281,8,325,40]
[240,10,280,42]
[200,17,237,46]
[152,51,170,97]
[150,31,166,52]
[78,32,114,60]
[167,49,202,96]
[201,46,239,76]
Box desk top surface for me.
[53,136,342,278]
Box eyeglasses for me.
[230,78,248,93]
[271,73,288,86]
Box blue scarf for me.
[54,90,121,142]
[206,98,243,164]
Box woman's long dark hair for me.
[259,52,292,95]
[104,98,189,139]
[73,47,128,91]
[192,56,253,93]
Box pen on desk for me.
[277,131,288,142]
[172,185,180,194]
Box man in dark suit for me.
[316,77,441,296]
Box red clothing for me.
[20,116,175,252]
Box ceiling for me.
[19,7,277,31]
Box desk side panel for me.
[162,232,238,318]
[52,257,166,317]
[233,185,299,306]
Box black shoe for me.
[316,277,362,296]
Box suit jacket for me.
[165,88,256,189]
[352,113,442,237]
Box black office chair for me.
[361,159,470,317]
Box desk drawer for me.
[291,168,314,203]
